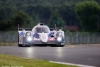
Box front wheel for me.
[18,44,23,47]
[50,44,64,47]
[18,44,30,47]
[56,45,64,47]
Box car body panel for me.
[18,23,65,47]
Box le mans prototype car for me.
[18,23,65,47]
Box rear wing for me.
[18,28,32,31]
[18,24,32,31]
[50,28,56,31]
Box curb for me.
[49,61,96,67]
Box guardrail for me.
[0,31,18,46]
[0,32,100,46]
[65,32,100,44]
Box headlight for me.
[26,32,31,36]
[27,37,32,42]
[57,37,62,42]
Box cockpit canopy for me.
[32,25,50,33]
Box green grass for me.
[0,54,78,67]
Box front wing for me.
[18,36,65,45]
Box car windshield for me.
[35,26,50,33]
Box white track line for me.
[49,61,96,67]
[21,57,96,67]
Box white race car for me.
[18,23,65,47]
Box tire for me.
[18,44,30,47]
[50,44,64,47]
[18,44,23,47]
[25,45,30,47]
[57,45,64,47]
[39,44,47,47]
[50,44,56,47]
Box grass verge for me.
[0,54,78,67]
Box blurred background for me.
[0,0,100,46]
[0,0,100,32]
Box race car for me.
[18,23,65,47]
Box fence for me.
[0,32,18,46]
[65,32,100,44]
[0,31,100,46]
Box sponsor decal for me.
[48,38,56,41]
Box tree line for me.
[0,0,100,32]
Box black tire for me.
[18,44,31,47]
[50,44,64,47]
[50,44,56,47]
[56,45,64,47]
[39,44,47,47]
[18,44,23,47]
[25,45,30,47]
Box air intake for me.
[39,23,44,25]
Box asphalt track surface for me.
[0,45,100,67]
